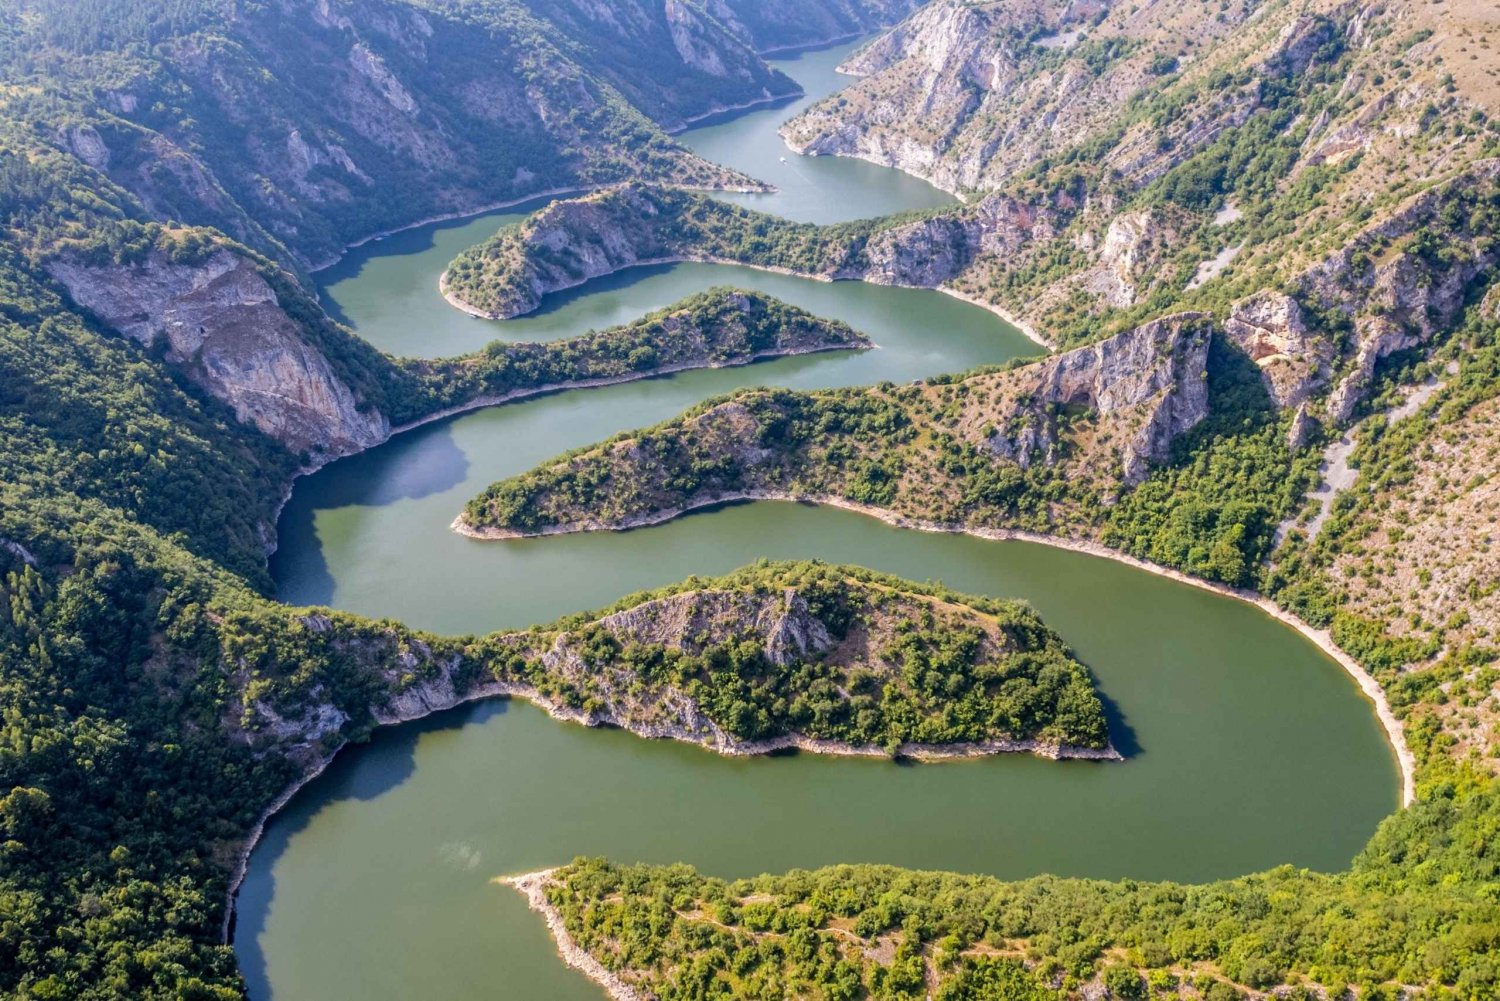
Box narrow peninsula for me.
[390,286,870,424]
[237,561,1116,773]
[438,182,973,320]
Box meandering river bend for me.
[241,40,1399,1001]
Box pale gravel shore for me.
[456,490,1417,808]
[439,254,844,320]
[931,285,1051,349]
[221,651,1114,943]
[501,869,646,1001]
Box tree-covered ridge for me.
[218,560,1112,765]
[522,773,1500,999]
[459,312,1226,573]
[506,560,1113,755]
[440,182,956,318]
[0,0,777,270]
[0,241,293,584]
[397,287,870,420]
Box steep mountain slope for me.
[459,312,1213,538]
[0,0,784,269]
[707,0,927,52]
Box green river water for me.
[240,40,1399,1001]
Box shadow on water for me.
[317,421,471,508]
[269,419,470,605]
[1096,686,1142,759]
[234,699,514,993]
[519,262,683,325]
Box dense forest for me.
[0,0,775,268]
[534,774,1500,1000]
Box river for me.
[240,39,1399,1001]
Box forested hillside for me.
[0,0,789,269]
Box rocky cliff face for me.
[981,313,1211,482]
[594,587,833,668]
[781,0,1258,193]
[833,191,1068,288]
[1224,292,1332,411]
[1226,160,1500,427]
[49,249,389,459]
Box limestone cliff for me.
[781,0,1259,192]
[1226,161,1500,426]
[48,248,389,459]
[984,313,1210,483]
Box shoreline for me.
[502,869,644,1001]
[220,662,1114,943]
[440,254,843,320]
[305,187,599,273]
[455,489,1417,809]
[666,89,805,135]
[262,308,861,553]
[440,255,1045,355]
[933,285,1050,349]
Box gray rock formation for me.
[781,0,1257,193]
[987,313,1211,482]
[596,588,833,667]
[1224,292,1332,410]
[49,249,389,458]
[1227,160,1500,425]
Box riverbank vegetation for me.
[527,774,1500,999]
[392,288,868,421]
[442,182,958,317]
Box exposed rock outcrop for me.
[49,249,389,458]
[1229,161,1500,424]
[781,0,1259,193]
[594,588,833,668]
[24,0,778,270]
[986,313,1211,482]
[1225,292,1332,410]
